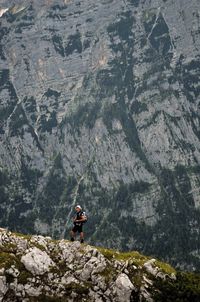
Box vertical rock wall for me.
[0,0,200,270]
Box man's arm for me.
[74,214,87,223]
[72,214,76,222]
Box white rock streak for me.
[0,8,8,18]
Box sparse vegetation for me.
[18,270,33,284]
[0,252,17,269]
[152,272,200,302]
[0,230,200,301]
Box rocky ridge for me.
[0,229,200,302]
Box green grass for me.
[99,265,117,284]
[18,270,33,284]
[155,259,176,275]
[96,246,176,279]
[64,282,89,295]
[30,242,47,251]
[0,251,29,284]
[0,252,17,269]
[29,296,68,302]
[0,242,17,253]
[96,246,150,266]
[14,232,32,240]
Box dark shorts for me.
[72,224,83,233]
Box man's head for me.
[75,205,82,212]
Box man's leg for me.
[80,231,84,243]
[70,228,76,241]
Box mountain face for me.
[0,0,200,271]
[1,229,200,302]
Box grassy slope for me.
[0,231,200,301]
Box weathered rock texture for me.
[0,0,200,270]
[0,229,200,302]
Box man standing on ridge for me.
[70,205,87,243]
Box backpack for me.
[82,211,88,223]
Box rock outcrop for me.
[0,0,200,271]
[0,229,200,302]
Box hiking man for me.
[70,205,87,243]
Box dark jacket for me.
[73,211,87,226]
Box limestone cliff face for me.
[0,0,200,271]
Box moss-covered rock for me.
[0,226,200,301]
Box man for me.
[70,205,87,243]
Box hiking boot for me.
[70,237,74,242]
